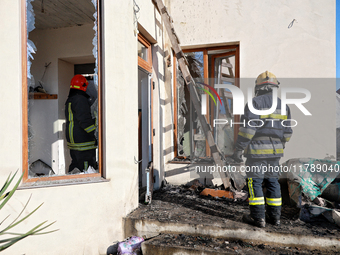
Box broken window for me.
[24,0,101,180]
[174,46,239,161]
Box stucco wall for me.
[170,0,335,78]
[0,0,22,173]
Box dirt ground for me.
[131,183,340,254]
[148,233,337,255]
[137,183,340,238]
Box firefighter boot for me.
[266,214,280,226]
[242,214,265,228]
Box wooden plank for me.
[24,173,101,183]
[29,93,58,99]
[221,77,235,83]
[222,62,233,69]
[183,45,238,53]
[225,57,234,78]
[234,46,241,144]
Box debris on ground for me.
[145,233,338,254]
[282,158,340,201]
[108,236,144,255]
[200,188,234,199]
[135,181,340,237]
[282,158,340,227]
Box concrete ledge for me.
[124,217,340,250]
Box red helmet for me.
[70,74,89,91]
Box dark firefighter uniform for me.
[233,71,293,227]
[65,75,97,173]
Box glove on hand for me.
[232,150,243,163]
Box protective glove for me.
[232,150,243,163]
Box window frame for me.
[21,0,103,183]
[137,33,152,73]
[173,45,240,159]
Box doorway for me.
[138,68,152,187]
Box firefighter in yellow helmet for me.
[232,71,293,228]
[65,74,97,174]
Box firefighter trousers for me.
[69,149,97,173]
[246,158,282,220]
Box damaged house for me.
[0,0,336,254]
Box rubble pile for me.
[282,158,340,227]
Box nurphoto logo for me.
[200,84,311,128]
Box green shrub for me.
[0,171,57,252]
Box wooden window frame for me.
[173,45,240,159]
[21,0,103,183]
[138,34,152,73]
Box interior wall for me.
[58,59,74,174]
[28,24,94,173]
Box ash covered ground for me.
[130,183,340,254]
[148,233,337,254]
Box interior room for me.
[27,0,98,177]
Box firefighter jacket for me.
[235,92,293,158]
[65,89,97,151]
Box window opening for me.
[137,34,152,73]
[24,0,101,181]
[175,46,239,161]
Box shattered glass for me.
[26,0,36,80]
[91,0,99,140]
[185,52,206,158]
[176,68,189,157]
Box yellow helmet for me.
[255,71,279,86]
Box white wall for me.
[170,0,335,78]
[0,0,22,173]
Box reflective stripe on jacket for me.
[235,92,293,158]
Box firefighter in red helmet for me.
[65,74,97,173]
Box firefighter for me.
[232,71,293,228]
[65,74,97,173]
